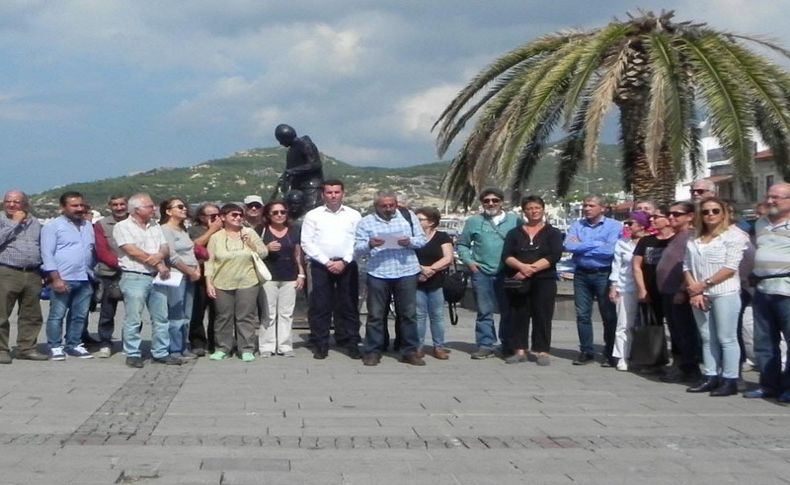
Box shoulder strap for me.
[398,207,414,236]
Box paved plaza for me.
[1,303,789,485]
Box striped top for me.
[683,225,749,296]
[753,217,790,296]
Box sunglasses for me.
[482,198,501,204]
[701,208,722,216]
[246,203,263,209]
[169,204,186,210]
[667,211,689,218]
[226,212,244,218]
[690,189,708,195]
[269,210,287,216]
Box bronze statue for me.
[273,124,324,219]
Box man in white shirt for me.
[301,180,362,359]
[114,193,180,368]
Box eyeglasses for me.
[650,214,667,220]
[269,210,287,216]
[690,188,708,195]
[766,194,790,200]
[246,203,262,209]
[482,198,501,204]
[701,208,722,216]
[417,217,429,222]
[169,204,186,210]
[226,212,244,218]
[667,211,689,218]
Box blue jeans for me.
[363,274,419,356]
[416,287,446,348]
[752,291,790,392]
[120,273,170,359]
[471,271,509,350]
[164,277,195,354]
[573,270,617,357]
[692,292,741,379]
[46,280,93,349]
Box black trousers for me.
[506,279,556,353]
[189,278,216,352]
[661,292,700,371]
[308,261,361,349]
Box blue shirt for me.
[564,216,622,270]
[40,216,95,281]
[354,209,426,279]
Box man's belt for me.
[0,262,41,272]
[122,270,157,276]
[575,266,611,274]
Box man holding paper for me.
[113,193,181,368]
[355,191,427,366]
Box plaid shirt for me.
[0,212,42,268]
[354,209,426,279]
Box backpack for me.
[442,266,468,326]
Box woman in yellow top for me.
[205,203,268,362]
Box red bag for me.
[194,244,209,261]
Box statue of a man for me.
[274,124,324,218]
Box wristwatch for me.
[704,278,713,286]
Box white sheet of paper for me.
[379,233,407,249]
[153,270,183,287]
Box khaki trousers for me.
[0,266,43,352]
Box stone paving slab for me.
[1,303,789,484]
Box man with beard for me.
[457,188,520,359]
[41,191,96,360]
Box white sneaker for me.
[96,346,112,359]
[50,346,66,361]
[65,344,94,359]
[616,359,628,371]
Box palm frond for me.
[562,22,632,126]
[582,43,629,168]
[682,34,754,178]
[753,104,790,179]
[728,33,790,60]
[557,98,590,196]
[433,33,587,155]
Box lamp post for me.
[574,176,604,194]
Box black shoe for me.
[15,350,49,361]
[346,345,361,360]
[661,367,701,383]
[313,347,328,360]
[125,357,144,368]
[401,352,426,366]
[362,353,381,366]
[600,357,618,368]
[152,355,183,365]
[572,352,595,365]
[686,376,719,393]
[710,378,738,397]
[191,348,206,357]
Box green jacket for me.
[457,212,521,275]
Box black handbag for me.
[503,277,532,293]
[628,303,668,366]
[442,266,468,326]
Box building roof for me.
[755,149,773,161]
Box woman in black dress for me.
[502,196,564,365]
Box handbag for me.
[104,277,124,301]
[628,303,668,366]
[442,265,468,326]
[503,276,532,293]
[251,251,273,282]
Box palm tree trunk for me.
[619,101,677,206]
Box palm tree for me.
[434,10,790,206]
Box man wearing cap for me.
[457,188,520,359]
[243,195,265,236]
[564,194,622,366]
[0,190,48,363]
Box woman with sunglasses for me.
[633,207,675,332]
[188,203,222,356]
[204,203,268,362]
[609,211,651,371]
[258,201,305,357]
[501,196,563,365]
[655,201,701,383]
[683,197,749,396]
[159,198,201,360]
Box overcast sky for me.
[2,0,788,194]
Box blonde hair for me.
[695,196,730,238]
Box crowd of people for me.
[0,178,788,401]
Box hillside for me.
[30,144,624,216]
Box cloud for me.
[0,93,80,122]
[397,84,461,140]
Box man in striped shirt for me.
[745,182,790,401]
[355,191,427,366]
